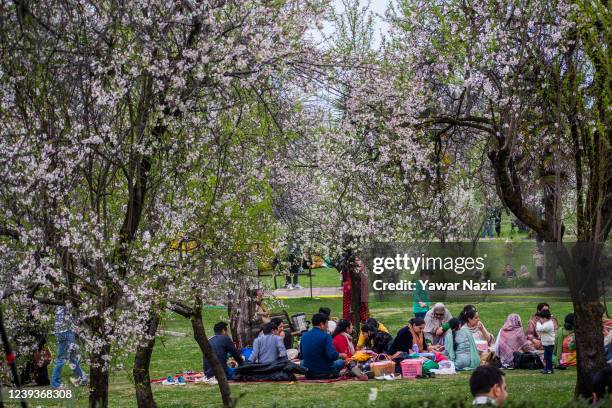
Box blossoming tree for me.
[0,1,326,407]
[341,0,610,397]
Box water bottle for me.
[412,343,419,354]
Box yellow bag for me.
[351,351,373,362]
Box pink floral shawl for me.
[495,314,532,365]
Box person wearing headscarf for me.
[424,303,453,347]
[494,314,534,368]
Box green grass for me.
[113,369,579,408]
[35,297,582,408]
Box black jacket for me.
[232,359,306,382]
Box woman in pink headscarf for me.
[494,314,535,368]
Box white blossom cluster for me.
[0,0,327,378]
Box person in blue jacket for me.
[204,322,243,380]
[299,313,347,379]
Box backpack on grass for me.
[513,351,544,369]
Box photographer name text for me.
[371,279,497,292]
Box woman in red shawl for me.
[494,313,535,368]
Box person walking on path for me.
[285,239,303,290]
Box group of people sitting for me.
[416,301,612,374]
[203,301,612,393]
[424,303,596,374]
[204,317,294,380]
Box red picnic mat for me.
[152,373,364,384]
[237,375,364,384]
[151,372,204,383]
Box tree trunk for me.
[558,243,608,398]
[544,244,557,285]
[228,277,254,349]
[191,305,233,408]
[573,301,606,399]
[89,344,111,408]
[133,313,160,408]
[543,172,560,286]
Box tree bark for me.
[89,344,111,408]
[228,277,254,349]
[544,244,557,285]
[559,243,608,399]
[573,300,606,399]
[133,313,160,408]
[191,305,233,408]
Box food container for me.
[400,359,423,379]
[371,360,395,377]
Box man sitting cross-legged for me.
[300,313,347,379]
[204,322,243,380]
[250,321,287,364]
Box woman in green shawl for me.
[444,318,480,370]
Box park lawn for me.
[108,369,578,408]
[36,296,584,408]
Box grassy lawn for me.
[34,296,586,408]
[110,369,579,408]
